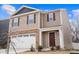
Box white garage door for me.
[11,34,36,49]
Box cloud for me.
[72,9,79,16]
[1,4,16,15]
[68,14,72,17]
[69,9,79,31]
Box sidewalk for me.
[19,50,70,54]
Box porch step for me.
[42,48,51,51]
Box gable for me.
[13,6,38,16]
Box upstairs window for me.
[12,17,19,27]
[47,13,56,22]
[27,14,36,24]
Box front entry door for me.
[49,32,55,47]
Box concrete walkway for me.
[19,50,71,54]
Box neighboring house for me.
[9,6,72,50]
[0,20,9,48]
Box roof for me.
[12,5,40,16]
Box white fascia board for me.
[40,26,62,32]
[11,5,40,16]
[10,10,40,18]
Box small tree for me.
[7,37,17,54]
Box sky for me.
[0,4,79,21]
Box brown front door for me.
[49,32,55,47]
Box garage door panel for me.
[11,34,36,49]
[30,36,36,48]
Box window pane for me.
[12,17,19,26]
[12,36,17,38]
[49,13,53,21]
[29,14,34,20]
[18,35,22,37]
[47,13,56,22]
[28,14,34,24]
[30,34,35,36]
[24,35,29,37]
[14,18,18,23]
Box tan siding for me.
[60,10,72,49]
[9,29,39,48]
[41,11,61,28]
[9,12,40,33]
[42,32,49,48]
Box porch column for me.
[59,29,64,49]
[39,31,42,46]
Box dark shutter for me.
[18,18,19,26]
[47,14,49,22]
[53,13,56,21]
[34,14,36,23]
[27,15,28,24]
[12,19,14,27]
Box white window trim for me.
[48,13,53,22]
[28,14,35,24]
[12,17,19,27]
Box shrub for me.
[51,47,54,50]
[56,45,60,50]
[51,46,60,51]
[37,45,43,51]
[30,45,35,52]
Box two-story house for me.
[9,6,72,51]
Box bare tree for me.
[6,36,17,54]
[71,15,79,43]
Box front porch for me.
[39,26,64,50]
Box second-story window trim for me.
[27,13,36,24]
[47,13,53,22]
[47,12,56,22]
[12,17,20,27]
